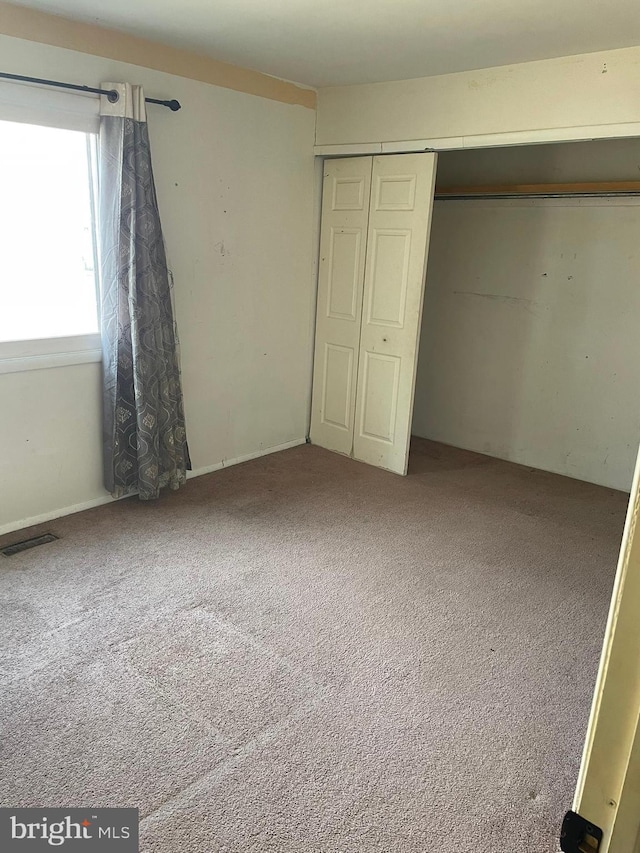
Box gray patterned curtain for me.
[98,83,190,500]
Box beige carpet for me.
[0,439,628,852]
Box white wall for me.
[413,195,640,491]
[0,34,317,534]
[316,45,640,148]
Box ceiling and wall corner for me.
[0,0,316,108]
[2,0,640,88]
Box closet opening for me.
[410,137,640,496]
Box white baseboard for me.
[0,494,118,538]
[186,437,306,479]
[0,438,307,537]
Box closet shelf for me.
[435,181,640,199]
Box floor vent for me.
[1,533,59,557]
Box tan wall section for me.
[0,0,316,108]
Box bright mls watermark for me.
[0,809,138,851]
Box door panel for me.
[326,228,362,320]
[353,153,437,474]
[310,157,373,454]
[367,229,411,326]
[359,351,401,442]
[321,343,354,430]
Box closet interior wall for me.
[411,138,640,492]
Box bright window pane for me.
[0,120,98,342]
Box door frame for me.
[573,444,640,852]
[310,121,640,853]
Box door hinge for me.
[561,810,603,853]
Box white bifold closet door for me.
[310,153,437,474]
[309,157,372,456]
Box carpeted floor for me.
[0,438,628,852]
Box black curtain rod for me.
[0,71,181,111]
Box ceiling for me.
[11,0,640,88]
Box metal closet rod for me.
[435,181,640,200]
[436,191,640,200]
[0,71,181,111]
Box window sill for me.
[0,335,102,375]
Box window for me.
[0,120,99,342]
[0,84,101,373]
